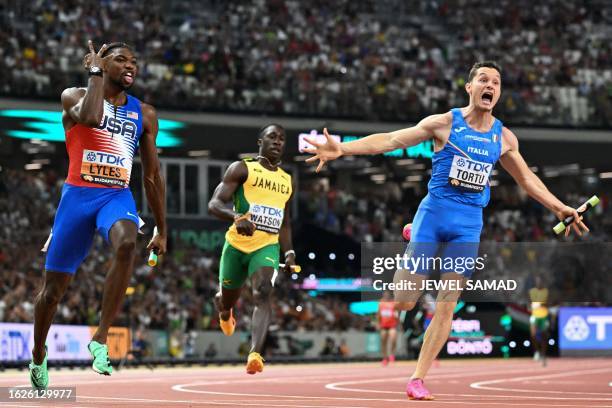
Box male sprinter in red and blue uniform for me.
[29,41,167,389]
[305,61,588,400]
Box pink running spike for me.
[406,378,435,400]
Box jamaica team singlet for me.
[226,158,292,253]
[65,94,144,188]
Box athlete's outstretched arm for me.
[61,41,112,128]
[304,113,449,172]
[140,103,167,254]
[278,188,295,273]
[499,127,588,236]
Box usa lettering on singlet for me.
[65,94,144,189]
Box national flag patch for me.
[127,111,139,120]
[492,133,499,143]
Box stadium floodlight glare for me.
[509,341,516,348]
[549,339,555,346]
[296,305,303,312]
[291,273,298,280]
[523,340,531,347]
[348,253,355,260]
[308,252,316,260]
[329,253,336,260]
[599,172,612,179]
[24,163,42,170]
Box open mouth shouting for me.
[482,91,494,106]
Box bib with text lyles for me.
[81,149,130,187]
[448,155,492,193]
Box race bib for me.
[81,149,129,187]
[249,203,284,234]
[448,155,492,193]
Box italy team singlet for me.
[428,108,503,207]
[65,94,144,188]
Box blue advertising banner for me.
[559,307,612,352]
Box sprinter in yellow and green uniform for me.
[529,275,550,366]
[208,124,295,375]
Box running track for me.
[0,358,610,407]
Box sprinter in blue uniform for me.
[304,61,588,400]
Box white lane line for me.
[79,395,612,408]
[470,366,612,396]
[79,396,369,408]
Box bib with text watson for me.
[81,149,129,188]
[448,155,492,193]
[249,203,284,234]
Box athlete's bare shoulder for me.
[501,126,518,155]
[225,160,248,183]
[140,102,158,129]
[419,111,452,143]
[60,87,86,109]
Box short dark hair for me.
[468,61,502,82]
[101,42,133,57]
[258,123,285,138]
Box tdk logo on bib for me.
[448,155,492,193]
[251,205,283,218]
[456,158,491,173]
[83,150,127,167]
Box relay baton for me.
[553,195,599,235]
[148,226,159,266]
[279,263,301,273]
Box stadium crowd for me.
[1,0,611,126]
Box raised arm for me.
[61,41,113,129]
[304,113,451,172]
[139,103,167,254]
[499,127,588,236]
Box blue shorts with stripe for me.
[44,183,139,274]
[405,193,483,277]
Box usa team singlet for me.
[44,94,144,274]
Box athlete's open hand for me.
[147,230,167,255]
[304,128,343,172]
[556,205,589,237]
[83,40,114,71]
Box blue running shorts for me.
[43,183,139,274]
[406,193,483,277]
